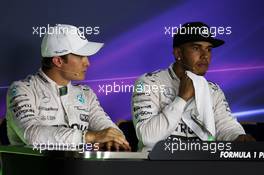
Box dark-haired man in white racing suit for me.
[132,22,254,151]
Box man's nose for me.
[83,57,90,67]
[201,49,210,60]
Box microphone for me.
[54,67,80,76]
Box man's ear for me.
[172,47,182,60]
[52,56,63,68]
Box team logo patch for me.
[77,94,85,104]
[10,86,18,97]
[41,91,51,103]
[163,87,176,101]
[80,114,89,122]
[77,30,86,40]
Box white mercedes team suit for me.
[132,63,245,151]
[6,69,119,145]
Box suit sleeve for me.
[6,82,83,145]
[213,86,245,141]
[85,88,120,131]
[132,76,186,148]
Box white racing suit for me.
[6,69,119,145]
[132,63,245,151]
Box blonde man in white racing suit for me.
[6,24,130,151]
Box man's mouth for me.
[197,63,208,68]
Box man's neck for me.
[173,62,186,79]
[43,69,69,86]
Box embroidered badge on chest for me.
[10,86,18,97]
[77,94,85,104]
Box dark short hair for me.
[41,54,69,71]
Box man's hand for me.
[102,141,131,152]
[85,127,130,150]
[234,134,256,142]
[178,74,195,101]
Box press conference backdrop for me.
[0,0,263,122]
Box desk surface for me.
[0,145,148,159]
[1,144,264,175]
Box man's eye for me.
[193,46,199,51]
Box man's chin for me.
[196,68,208,76]
[79,76,86,81]
[198,71,207,76]
[193,70,207,76]
[72,76,85,81]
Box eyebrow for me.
[190,43,213,48]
